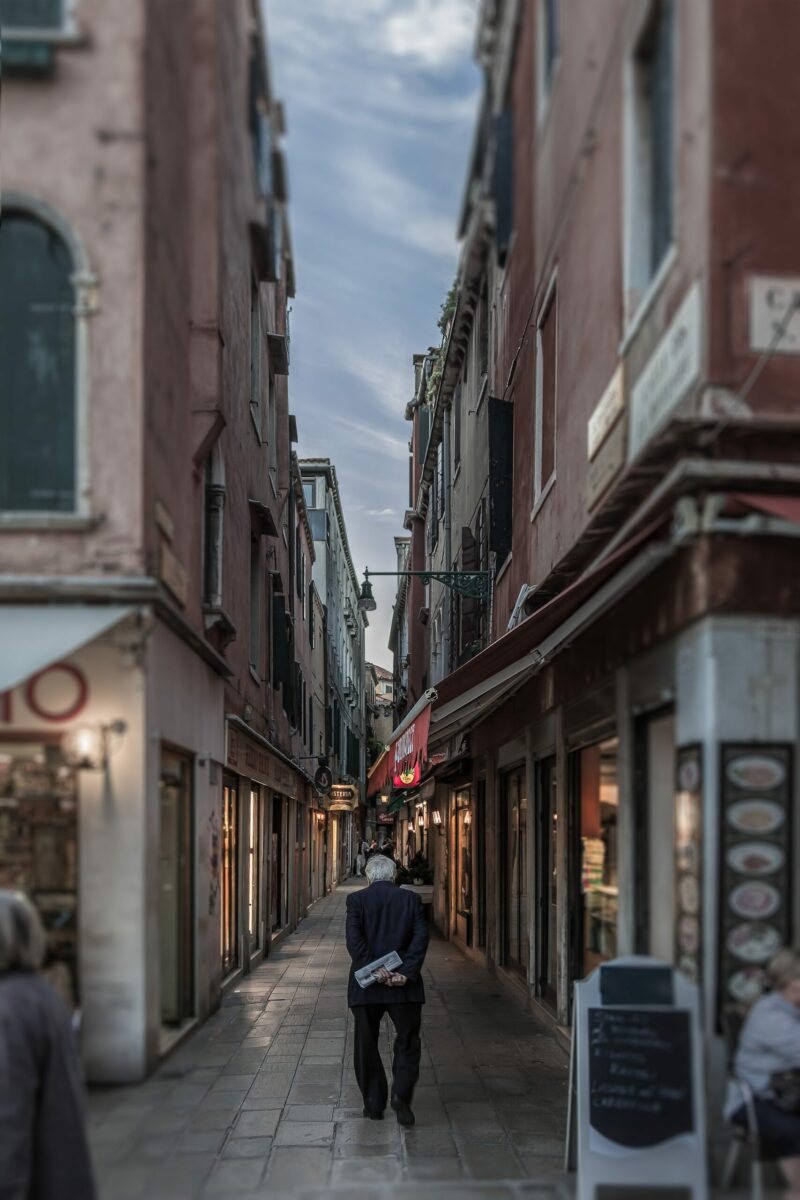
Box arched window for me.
[0,205,86,514]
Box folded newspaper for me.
[355,951,402,989]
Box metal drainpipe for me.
[443,403,453,676]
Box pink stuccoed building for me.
[0,0,323,1081]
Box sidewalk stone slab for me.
[90,881,570,1199]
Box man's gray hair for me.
[365,855,397,884]
[0,891,47,972]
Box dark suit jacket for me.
[0,971,97,1200]
[346,882,429,1007]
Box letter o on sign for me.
[25,663,89,723]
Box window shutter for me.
[488,397,514,567]
[417,405,431,465]
[271,592,288,689]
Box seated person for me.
[727,948,800,1189]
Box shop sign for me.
[718,743,792,1013]
[749,275,800,354]
[160,542,188,608]
[377,812,395,825]
[1,663,90,726]
[330,784,356,802]
[628,281,702,463]
[587,363,625,460]
[587,414,626,510]
[226,723,297,799]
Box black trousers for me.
[351,1003,422,1114]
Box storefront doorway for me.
[221,777,238,976]
[271,795,289,933]
[247,786,263,955]
[159,749,193,1026]
[571,738,619,981]
[0,739,78,1009]
[501,765,529,976]
[454,789,473,947]
[536,756,558,1007]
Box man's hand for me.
[374,967,392,984]
[387,973,408,987]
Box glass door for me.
[271,794,283,932]
[247,786,262,954]
[573,738,619,980]
[221,778,238,975]
[502,766,529,976]
[536,756,558,1006]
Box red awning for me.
[367,702,432,798]
[732,493,800,526]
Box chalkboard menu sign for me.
[589,1008,693,1148]
[718,744,793,1014]
[569,957,707,1199]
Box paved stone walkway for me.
[89,880,572,1199]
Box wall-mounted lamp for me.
[379,791,390,806]
[62,720,128,772]
[463,809,472,828]
[431,810,442,826]
[316,810,327,827]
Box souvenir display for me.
[674,746,703,981]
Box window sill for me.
[452,462,462,487]
[1,27,85,47]
[250,404,263,443]
[0,512,98,531]
[248,665,261,685]
[530,473,556,522]
[619,244,678,357]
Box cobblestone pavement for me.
[89,880,573,1199]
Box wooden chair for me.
[720,1003,764,1199]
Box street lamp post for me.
[357,567,492,612]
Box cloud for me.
[383,0,476,68]
[366,508,398,518]
[328,412,409,459]
[340,151,459,259]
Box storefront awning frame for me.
[0,604,135,695]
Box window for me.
[303,480,315,509]
[268,372,277,486]
[308,584,315,647]
[250,279,261,435]
[478,280,489,382]
[453,387,462,471]
[295,524,303,599]
[0,0,65,31]
[249,537,261,671]
[248,38,273,197]
[0,211,77,513]
[537,0,559,117]
[534,273,558,505]
[202,447,225,607]
[436,441,445,521]
[625,0,675,322]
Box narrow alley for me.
[89,882,570,1200]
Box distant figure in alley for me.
[0,890,97,1200]
[345,856,429,1125]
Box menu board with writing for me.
[718,744,793,1014]
[589,1008,694,1148]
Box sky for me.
[265,0,481,668]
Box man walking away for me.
[345,855,429,1125]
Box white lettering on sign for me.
[588,363,625,461]
[393,722,416,769]
[749,275,800,354]
[628,282,702,463]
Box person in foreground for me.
[727,947,800,1190]
[346,854,429,1125]
[0,890,97,1200]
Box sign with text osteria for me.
[628,281,702,463]
[587,363,625,460]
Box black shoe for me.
[391,1096,415,1126]
[362,1107,384,1120]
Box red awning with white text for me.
[367,701,432,798]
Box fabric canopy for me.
[0,605,133,694]
[367,698,433,798]
[732,493,800,526]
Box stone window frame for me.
[0,192,97,529]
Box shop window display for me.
[0,742,78,1008]
[579,738,619,976]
